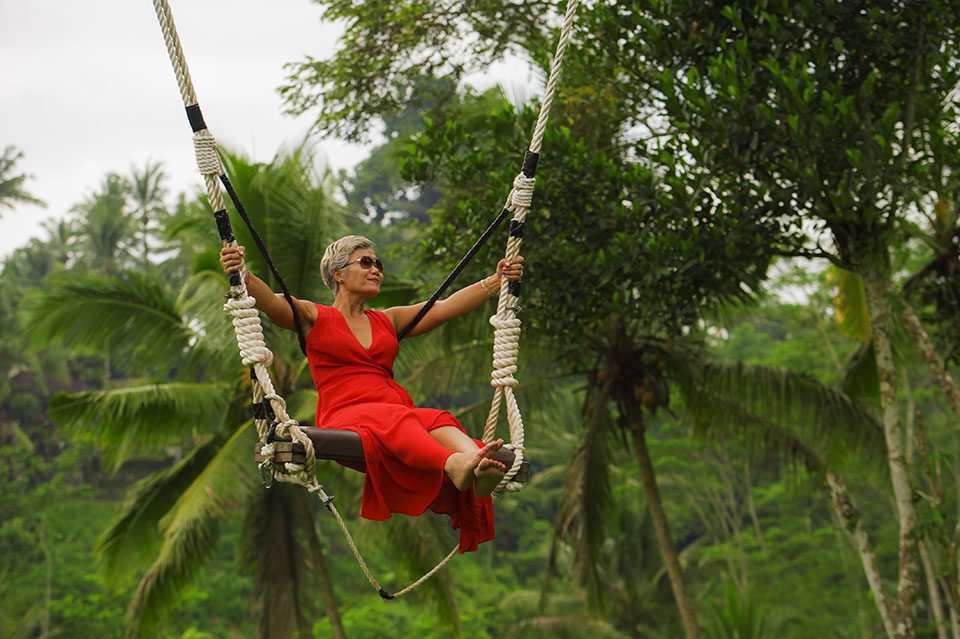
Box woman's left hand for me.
[497,255,524,282]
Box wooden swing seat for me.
[254,427,530,483]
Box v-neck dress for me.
[305,304,494,553]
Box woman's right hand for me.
[219,245,245,274]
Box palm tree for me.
[126,160,168,269]
[0,146,45,214]
[25,146,351,639]
[71,174,135,275]
[541,317,884,639]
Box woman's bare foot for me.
[443,439,505,492]
[474,456,507,497]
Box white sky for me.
[0,0,372,259]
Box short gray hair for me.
[320,235,373,295]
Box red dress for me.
[305,303,495,552]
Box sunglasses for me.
[345,256,384,273]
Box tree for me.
[631,2,960,635]
[70,174,135,276]
[280,5,795,635]
[25,147,351,639]
[0,146,45,214]
[126,160,168,269]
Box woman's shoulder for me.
[368,308,398,334]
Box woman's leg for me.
[430,425,482,453]
[431,426,506,496]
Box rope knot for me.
[193,132,222,176]
[275,418,298,440]
[223,295,274,367]
[489,314,521,387]
[508,173,535,210]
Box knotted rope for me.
[483,0,579,497]
[152,0,578,596]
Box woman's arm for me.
[219,246,317,332]
[383,256,524,337]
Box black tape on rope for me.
[253,402,268,420]
[214,209,234,242]
[509,281,522,297]
[378,589,395,600]
[521,150,540,178]
[509,220,525,238]
[185,104,207,133]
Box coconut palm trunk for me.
[862,268,921,639]
[619,392,701,639]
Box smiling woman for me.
[219,234,524,552]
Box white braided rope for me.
[483,0,578,497]
[529,0,580,155]
[152,0,578,597]
[223,295,274,367]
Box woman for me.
[220,235,524,552]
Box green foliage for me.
[0,146,45,213]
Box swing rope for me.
[151,0,578,598]
[482,0,580,497]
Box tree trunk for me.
[863,269,920,639]
[308,516,347,639]
[920,540,950,639]
[826,471,898,638]
[621,395,702,639]
[900,300,960,421]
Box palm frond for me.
[839,339,880,405]
[159,420,258,536]
[376,515,462,635]
[219,146,345,301]
[175,270,240,364]
[124,421,259,636]
[125,509,222,638]
[286,388,319,423]
[48,382,231,470]
[667,350,883,459]
[23,270,191,368]
[96,434,226,585]
[552,379,616,611]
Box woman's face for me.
[336,248,383,298]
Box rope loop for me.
[508,174,535,211]
[489,315,521,387]
[224,294,274,367]
[275,418,298,440]
[193,131,222,175]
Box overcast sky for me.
[0,0,373,259]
